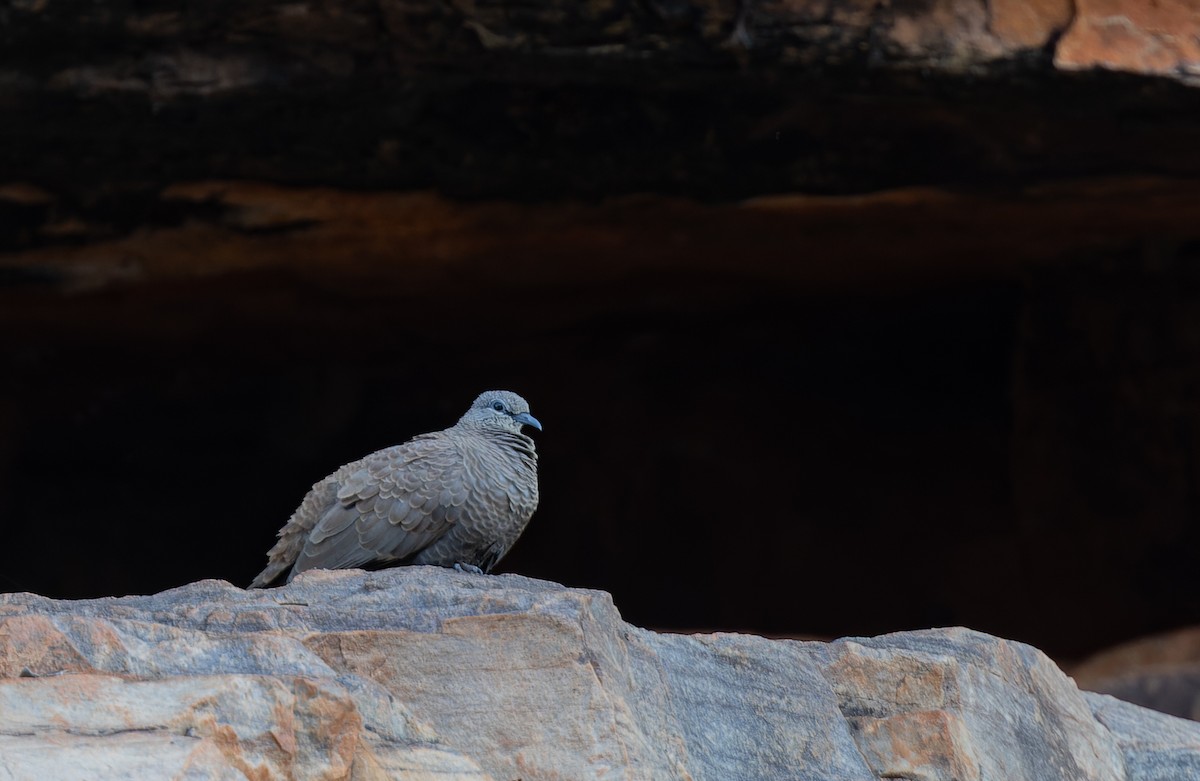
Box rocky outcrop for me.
[1057,1,1200,77]
[1,568,1198,780]
[6,0,1200,203]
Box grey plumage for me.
[249,390,540,588]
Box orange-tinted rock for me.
[823,632,1125,781]
[1056,0,1200,76]
[0,675,371,781]
[886,0,1004,62]
[854,710,981,781]
[4,570,1199,780]
[0,616,92,678]
[991,0,1074,49]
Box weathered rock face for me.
[6,0,1200,200]
[1,568,1197,781]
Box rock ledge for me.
[1,567,1197,780]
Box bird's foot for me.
[453,562,485,575]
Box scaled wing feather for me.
[289,436,466,576]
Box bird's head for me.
[459,390,542,435]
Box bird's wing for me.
[248,472,343,588]
[289,434,469,577]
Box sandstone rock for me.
[990,0,1074,49]
[1087,692,1200,781]
[0,733,245,781]
[822,632,1124,781]
[1057,0,1200,80]
[0,568,1199,780]
[0,675,373,781]
[7,0,1200,215]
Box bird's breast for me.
[464,435,538,515]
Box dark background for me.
[6,249,1200,662]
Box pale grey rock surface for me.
[1,567,1198,780]
[1087,692,1200,781]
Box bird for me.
[249,390,540,588]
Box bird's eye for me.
[491,400,506,412]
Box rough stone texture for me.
[0,675,383,781]
[991,0,1074,49]
[1088,692,1200,781]
[3,0,1182,94]
[1057,0,1200,78]
[1,568,1199,780]
[0,734,246,781]
[5,0,1200,200]
[1073,627,1200,721]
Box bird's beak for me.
[513,412,542,431]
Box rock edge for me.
[1,567,1198,781]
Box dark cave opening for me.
[11,267,1186,661]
